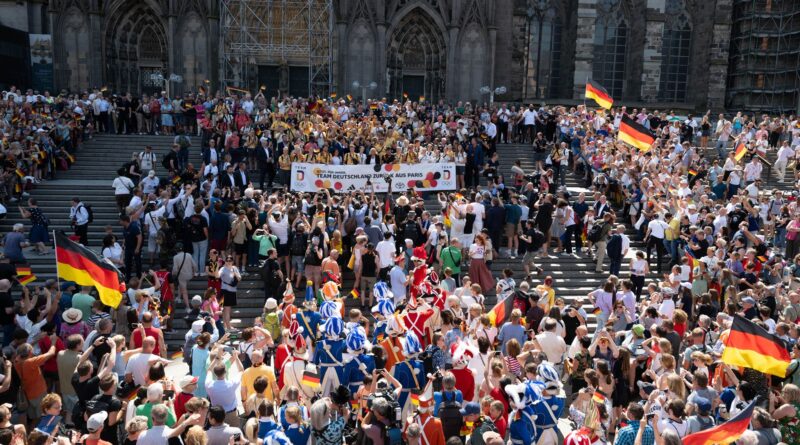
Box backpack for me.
[403,221,419,243]
[587,223,605,243]
[178,135,191,149]
[606,234,622,258]
[439,391,464,440]
[290,233,307,256]
[263,312,281,342]
[80,204,94,224]
[344,215,358,235]
[162,153,172,170]
[530,229,546,251]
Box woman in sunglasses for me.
[217,255,242,331]
[206,249,223,294]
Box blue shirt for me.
[497,323,527,355]
[614,422,654,445]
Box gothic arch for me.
[386,7,448,101]
[103,0,168,94]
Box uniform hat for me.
[402,330,422,356]
[373,281,393,301]
[86,411,108,432]
[406,293,419,310]
[283,282,295,301]
[262,430,292,445]
[372,299,395,317]
[323,317,344,337]
[293,333,307,351]
[411,246,427,262]
[62,308,82,324]
[320,300,341,319]
[537,362,561,390]
[303,281,316,308]
[346,329,366,352]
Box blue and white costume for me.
[312,316,346,397]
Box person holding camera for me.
[360,370,404,445]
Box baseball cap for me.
[87,411,108,432]
[694,396,712,415]
[191,295,202,306]
[459,402,481,416]
[179,375,199,390]
[742,297,756,305]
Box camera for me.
[365,390,402,429]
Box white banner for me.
[290,163,456,193]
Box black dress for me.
[611,358,630,408]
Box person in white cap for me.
[136,403,200,445]
[84,411,109,444]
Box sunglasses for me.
[226,258,234,262]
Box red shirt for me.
[174,391,194,420]
[403,310,434,347]
[153,271,173,302]
[493,414,508,440]
[451,368,476,403]
[36,336,64,373]
[274,344,291,389]
[489,386,510,423]
[132,327,163,355]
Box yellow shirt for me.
[240,364,277,401]
[666,217,680,241]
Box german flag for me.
[15,169,24,179]
[734,142,747,161]
[15,266,31,276]
[688,168,698,177]
[330,92,337,99]
[346,95,352,102]
[410,391,420,406]
[302,370,320,390]
[683,398,756,445]
[584,80,613,110]
[18,274,37,286]
[55,232,125,308]
[618,116,655,151]
[488,295,514,327]
[349,288,360,300]
[721,314,791,377]
[419,96,425,102]
[369,103,378,111]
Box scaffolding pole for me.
[726,0,800,113]
[219,0,333,96]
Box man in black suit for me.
[219,164,237,189]
[235,162,249,189]
[256,139,276,189]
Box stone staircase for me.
[1,135,665,351]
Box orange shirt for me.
[15,352,51,400]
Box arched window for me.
[525,1,561,99]
[659,0,691,102]
[593,0,628,98]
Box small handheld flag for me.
[410,391,421,406]
[349,288,360,300]
[419,96,425,102]
[302,370,320,389]
[330,92,337,99]
[734,142,747,161]
[346,94,353,102]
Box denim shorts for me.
[292,255,305,272]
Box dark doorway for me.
[289,66,309,98]
[402,75,425,101]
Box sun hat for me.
[62,308,82,324]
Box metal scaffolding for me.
[219,0,334,97]
[726,0,800,113]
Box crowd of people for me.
[1,84,800,445]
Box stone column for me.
[640,0,665,101]
[707,0,733,110]
[87,7,103,88]
[376,23,388,95]
[336,21,348,93]
[488,27,497,92]
[572,0,597,100]
[446,26,459,101]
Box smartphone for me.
[646,413,656,421]
[163,389,175,398]
[233,433,241,443]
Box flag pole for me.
[52,230,60,290]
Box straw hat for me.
[62,308,82,324]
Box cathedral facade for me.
[6,0,794,112]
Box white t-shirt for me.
[267,215,290,243]
[125,352,159,386]
[112,176,134,195]
[522,109,538,125]
[389,266,407,303]
[375,240,395,269]
[647,219,668,239]
[659,298,676,319]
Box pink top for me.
[202,299,221,321]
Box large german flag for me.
[683,398,756,445]
[585,81,613,109]
[55,232,125,308]
[618,116,655,151]
[722,314,791,377]
[734,142,748,161]
[488,295,514,327]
